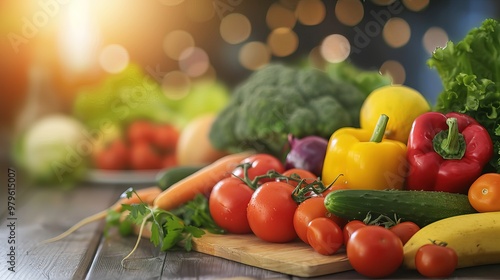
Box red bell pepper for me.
[405,112,493,194]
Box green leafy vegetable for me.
[429,18,500,172]
[209,63,387,160]
[109,188,223,265]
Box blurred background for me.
[0,0,498,181]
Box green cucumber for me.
[324,189,477,227]
[156,165,205,190]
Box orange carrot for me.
[153,151,254,210]
[42,186,161,244]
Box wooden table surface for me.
[1,164,500,280]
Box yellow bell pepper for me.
[322,114,407,190]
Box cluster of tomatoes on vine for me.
[207,153,458,279]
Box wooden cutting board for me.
[192,232,352,277]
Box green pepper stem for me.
[441,118,460,154]
[369,114,389,143]
[432,117,466,160]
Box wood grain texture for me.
[191,232,352,278]
[0,183,124,280]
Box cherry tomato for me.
[415,243,458,278]
[129,142,162,170]
[306,217,343,255]
[233,154,285,183]
[209,177,254,234]
[127,120,155,145]
[342,220,366,246]
[279,168,317,187]
[247,182,298,243]
[153,123,179,152]
[389,221,420,245]
[468,173,500,212]
[293,197,346,244]
[347,226,403,278]
[94,139,129,170]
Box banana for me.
[403,211,500,269]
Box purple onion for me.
[285,134,328,176]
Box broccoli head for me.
[209,63,368,159]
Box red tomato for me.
[161,153,177,169]
[247,182,298,243]
[233,154,285,183]
[94,139,129,170]
[209,177,254,234]
[342,220,366,246]
[293,197,346,244]
[127,120,155,145]
[415,243,458,278]
[389,221,420,245]
[153,123,179,152]
[129,142,162,170]
[347,226,404,278]
[306,217,343,255]
[280,168,317,187]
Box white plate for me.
[85,169,163,185]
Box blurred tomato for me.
[94,139,129,170]
[130,142,162,170]
[127,120,155,145]
[154,124,179,152]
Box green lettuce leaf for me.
[429,18,500,172]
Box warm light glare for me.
[423,27,449,54]
[267,27,299,57]
[58,0,100,72]
[163,30,195,60]
[158,0,185,6]
[335,0,364,26]
[99,44,129,74]
[186,0,215,22]
[296,0,326,26]
[380,60,405,84]
[383,18,411,48]
[220,13,252,44]
[179,47,210,77]
[239,41,271,70]
[266,3,297,29]
[320,34,351,63]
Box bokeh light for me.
[267,27,299,57]
[239,41,271,70]
[220,13,252,45]
[266,3,297,30]
[179,47,210,77]
[163,30,195,60]
[423,26,449,54]
[320,34,351,63]
[162,70,191,100]
[335,0,364,26]
[402,0,430,12]
[99,44,129,74]
[296,0,326,26]
[380,60,405,84]
[383,17,411,48]
[371,0,397,5]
